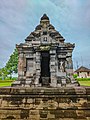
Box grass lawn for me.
[78,81,90,86]
[76,78,90,86]
[0,82,12,87]
[0,80,90,87]
[0,81,13,87]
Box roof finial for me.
[41,14,49,20]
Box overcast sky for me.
[0,0,90,69]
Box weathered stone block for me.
[40,110,48,118]
[20,109,29,119]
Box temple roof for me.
[35,25,42,30]
[48,24,55,30]
[25,14,75,44]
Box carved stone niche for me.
[58,58,66,72]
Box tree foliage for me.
[0,48,18,79]
[0,67,8,79]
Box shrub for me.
[76,78,90,81]
[73,74,78,78]
[0,77,17,81]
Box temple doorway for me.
[40,51,50,86]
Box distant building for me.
[75,66,90,78]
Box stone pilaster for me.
[18,52,25,79]
[66,52,73,76]
[50,49,57,87]
[35,52,41,86]
[12,51,26,86]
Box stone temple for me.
[13,14,78,87]
[0,14,90,120]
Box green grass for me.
[0,78,90,87]
[0,82,12,87]
[78,81,90,86]
[76,78,90,81]
[0,80,13,87]
[76,78,90,86]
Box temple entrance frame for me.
[40,51,50,86]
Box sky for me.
[0,0,90,69]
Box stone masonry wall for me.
[0,87,90,120]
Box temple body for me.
[12,14,78,87]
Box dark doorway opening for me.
[40,51,50,86]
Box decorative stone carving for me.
[59,60,64,72]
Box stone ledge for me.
[0,87,90,95]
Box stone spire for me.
[41,14,49,21]
[40,14,50,25]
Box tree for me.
[0,48,18,79]
[5,48,18,78]
[0,67,8,79]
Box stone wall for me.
[0,87,90,120]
